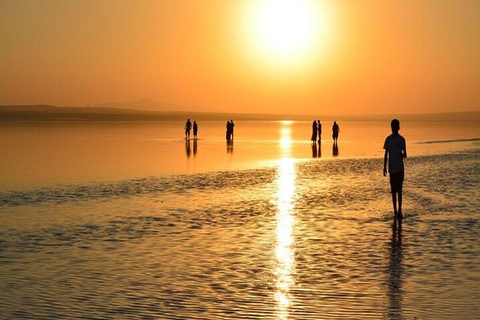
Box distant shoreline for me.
[1,105,479,122]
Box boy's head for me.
[391,119,400,133]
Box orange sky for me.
[1,0,479,115]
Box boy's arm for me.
[383,150,388,176]
[402,139,407,158]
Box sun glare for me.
[257,0,315,55]
[275,121,296,319]
[244,0,332,68]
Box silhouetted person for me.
[332,141,339,157]
[185,119,192,140]
[317,120,322,142]
[312,141,317,158]
[383,119,407,220]
[311,120,317,142]
[193,139,197,157]
[193,121,198,140]
[332,121,340,143]
[226,121,231,141]
[185,139,191,158]
[230,120,235,140]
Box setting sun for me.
[244,0,332,68]
[255,0,316,56]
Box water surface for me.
[1,121,479,319]
[1,120,478,189]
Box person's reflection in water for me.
[226,140,234,154]
[387,219,403,320]
[332,141,339,157]
[311,141,321,158]
[185,139,191,158]
[193,139,197,157]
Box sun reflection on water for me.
[275,122,296,319]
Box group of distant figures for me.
[311,120,340,144]
[184,119,235,142]
[184,119,198,140]
[186,118,340,144]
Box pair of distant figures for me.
[184,119,198,140]
[226,120,235,141]
[311,120,340,143]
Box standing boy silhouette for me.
[383,119,407,219]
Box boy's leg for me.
[398,171,404,218]
[398,190,402,218]
[392,192,398,217]
[390,173,397,217]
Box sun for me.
[244,0,332,66]
[255,0,316,56]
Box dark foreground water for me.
[1,150,479,319]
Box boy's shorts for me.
[389,171,404,194]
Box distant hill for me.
[0,105,251,121]
[95,98,204,112]
[0,104,479,122]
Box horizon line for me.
[1,103,479,118]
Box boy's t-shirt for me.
[383,134,406,173]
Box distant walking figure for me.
[311,120,318,142]
[332,121,340,143]
[185,119,192,140]
[317,120,322,142]
[226,121,231,141]
[226,120,235,141]
[193,121,198,140]
[383,119,407,220]
[230,120,235,141]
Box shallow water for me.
[1,120,479,189]
[1,121,479,319]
